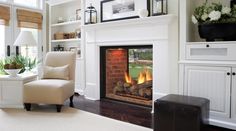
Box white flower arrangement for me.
[208,11,221,21]
[192,2,236,25]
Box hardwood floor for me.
[65,94,234,131]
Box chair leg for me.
[70,95,74,107]
[24,103,31,111]
[56,105,62,112]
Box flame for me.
[137,69,152,84]
[125,68,152,85]
[125,72,132,84]
[145,69,152,81]
[137,72,145,84]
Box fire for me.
[145,69,152,81]
[137,72,145,84]
[125,72,132,84]
[125,68,152,85]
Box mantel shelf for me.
[51,20,81,27]
[82,14,176,30]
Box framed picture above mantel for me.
[101,0,150,22]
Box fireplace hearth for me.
[100,46,153,106]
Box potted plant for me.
[0,55,38,76]
[192,1,236,41]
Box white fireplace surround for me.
[82,15,178,107]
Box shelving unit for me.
[47,0,85,94]
[48,0,82,57]
[179,0,236,130]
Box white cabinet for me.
[184,66,231,118]
[186,42,236,61]
[231,68,236,121]
[0,74,37,108]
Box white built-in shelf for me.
[51,38,81,43]
[51,20,81,27]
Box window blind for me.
[17,9,43,29]
[0,5,10,26]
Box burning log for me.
[113,81,124,94]
[137,80,152,89]
[130,85,139,96]
[138,87,152,99]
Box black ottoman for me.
[154,94,209,131]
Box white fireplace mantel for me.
[82,14,178,107]
[82,14,176,30]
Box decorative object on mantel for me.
[138,9,149,18]
[85,4,97,25]
[192,1,236,41]
[101,0,150,22]
[152,0,168,16]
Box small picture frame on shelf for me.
[70,47,81,57]
[76,9,81,20]
[101,0,150,22]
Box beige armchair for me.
[23,52,76,112]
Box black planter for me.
[198,23,236,41]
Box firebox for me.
[100,45,153,106]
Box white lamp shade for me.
[13,31,37,46]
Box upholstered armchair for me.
[23,52,76,112]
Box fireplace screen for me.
[100,46,153,106]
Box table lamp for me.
[13,31,37,57]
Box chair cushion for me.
[42,65,69,80]
[23,79,74,104]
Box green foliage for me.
[0,55,39,75]
[193,2,236,24]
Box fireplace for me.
[100,46,153,106]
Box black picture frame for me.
[101,0,150,22]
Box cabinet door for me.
[1,81,23,104]
[231,68,236,120]
[184,66,231,118]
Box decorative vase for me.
[4,69,21,77]
[198,23,236,41]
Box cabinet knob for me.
[227,72,231,76]
[206,44,210,48]
[233,72,236,76]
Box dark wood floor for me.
[65,94,234,131]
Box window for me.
[20,28,38,59]
[0,25,5,59]
[14,0,42,9]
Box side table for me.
[0,73,37,108]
